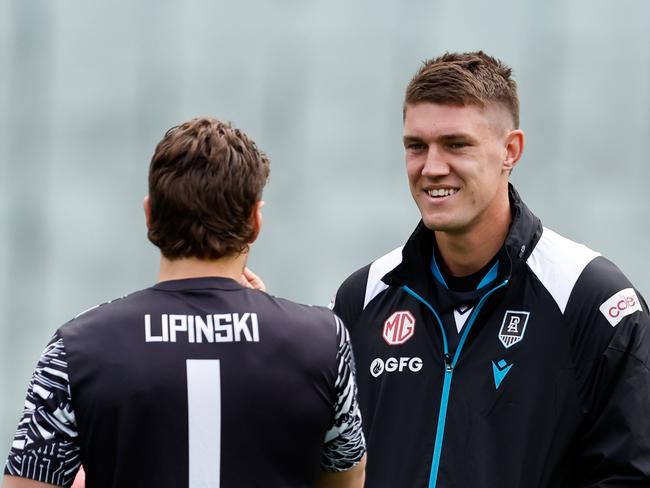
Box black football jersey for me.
[5,277,365,487]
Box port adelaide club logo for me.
[498,310,530,348]
[382,310,415,345]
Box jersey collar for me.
[153,276,244,292]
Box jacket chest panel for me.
[351,282,578,413]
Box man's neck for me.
[435,204,512,278]
[158,253,247,283]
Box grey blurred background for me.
[1,0,649,460]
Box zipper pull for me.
[443,353,453,372]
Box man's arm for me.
[3,333,81,487]
[316,454,366,488]
[577,315,650,485]
[2,476,60,488]
[565,260,650,485]
[3,466,84,488]
[318,315,366,485]
[6,462,362,488]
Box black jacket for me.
[334,186,650,487]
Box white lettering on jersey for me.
[214,314,234,342]
[599,288,642,326]
[170,315,188,342]
[144,313,260,343]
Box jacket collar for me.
[504,184,543,262]
[384,184,543,297]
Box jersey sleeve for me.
[4,331,81,487]
[320,315,366,472]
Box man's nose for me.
[421,146,450,177]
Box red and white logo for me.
[383,311,415,345]
[599,288,642,326]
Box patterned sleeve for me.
[320,315,367,472]
[4,331,81,487]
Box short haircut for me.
[147,117,270,260]
[404,51,520,129]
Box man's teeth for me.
[428,188,458,197]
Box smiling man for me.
[332,52,650,487]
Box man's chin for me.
[421,217,465,234]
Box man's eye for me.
[448,141,469,150]
[406,142,425,151]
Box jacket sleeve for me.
[566,257,650,486]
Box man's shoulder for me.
[526,226,602,313]
[264,293,338,327]
[333,246,404,326]
[337,247,403,303]
[60,288,151,330]
[526,226,648,333]
[255,294,343,360]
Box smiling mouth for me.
[427,188,459,198]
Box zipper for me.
[443,353,452,372]
[403,279,509,488]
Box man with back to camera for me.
[3,117,367,488]
[331,52,650,487]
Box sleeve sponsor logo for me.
[498,311,530,348]
[382,311,415,345]
[599,288,642,326]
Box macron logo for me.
[492,359,513,389]
[599,288,642,326]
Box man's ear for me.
[503,129,525,173]
[143,196,152,230]
[249,200,264,244]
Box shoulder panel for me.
[364,246,403,308]
[526,227,600,314]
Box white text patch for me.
[599,288,642,326]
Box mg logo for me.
[383,311,415,345]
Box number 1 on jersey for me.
[187,359,221,488]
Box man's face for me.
[403,102,516,236]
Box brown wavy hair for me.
[405,51,520,129]
[147,117,270,260]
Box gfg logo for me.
[599,288,642,326]
[370,357,423,378]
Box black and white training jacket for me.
[333,185,650,488]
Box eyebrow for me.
[403,133,478,145]
[438,133,477,143]
[402,135,423,145]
